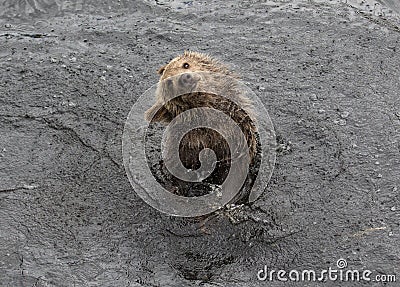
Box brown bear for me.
[145,51,259,201]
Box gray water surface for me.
[1,0,400,20]
[1,0,399,286]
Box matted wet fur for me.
[145,51,259,201]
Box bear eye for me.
[183,63,190,69]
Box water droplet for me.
[334,119,347,126]
[340,111,350,118]
[23,183,39,190]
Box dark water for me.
[376,0,400,14]
[349,0,400,16]
[1,0,399,286]
[0,0,400,20]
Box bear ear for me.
[157,65,167,75]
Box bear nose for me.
[178,73,193,87]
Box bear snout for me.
[178,72,196,87]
